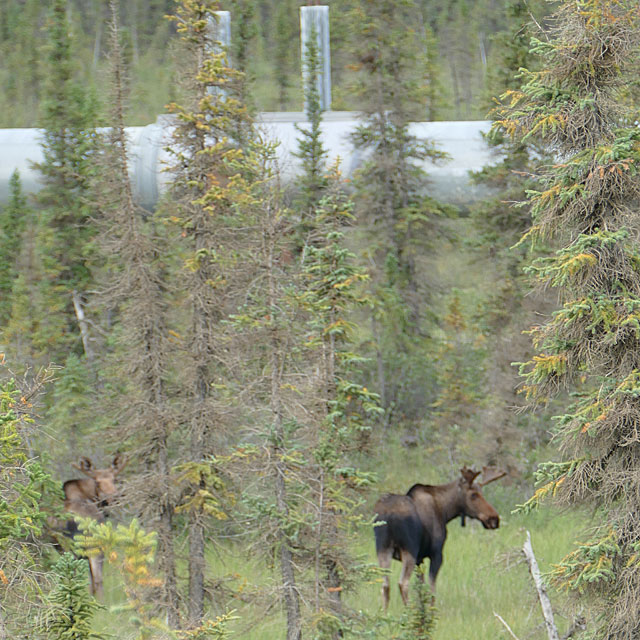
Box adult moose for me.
[63,454,126,598]
[374,466,505,609]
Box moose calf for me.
[63,454,126,598]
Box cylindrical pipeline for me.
[0,115,496,210]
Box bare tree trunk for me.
[371,315,388,428]
[0,606,7,640]
[275,462,302,640]
[187,370,208,625]
[72,290,94,363]
[266,201,302,640]
[188,500,205,625]
[523,531,559,640]
[157,432,180,628]
[92,0,103,68]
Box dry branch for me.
[493,611,522,640]
[523,530,559,640]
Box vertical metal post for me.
[210,11,231,52]
[300,6,331,112]
[206,11,231,98]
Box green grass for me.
[91,486,584,639]
[88,433,587,639]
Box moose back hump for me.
[373,466,505,609]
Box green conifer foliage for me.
[31,0,99,361]
[294,22,329,242]
[497,2,640,636]
[273,0,298,110]
[398,568,437,640]
[474,0,548,247]
[0,0,45,127]
[346,0,453,426]
[40,553,104,640]
[45,353,94,462]
[298,168,380,636]
[0,170,29,327]
[165,0,253,625]
[431,291,488,459]
[0,371,58,636]
[229,0,257,106]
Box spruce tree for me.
[227,140,303,640]
[294,22,328,235]
[273,0,297,110]
[40,553,103,640]
[497,2,640,636]
[31,0,99,363]
[398,568,436,640]
[165,0,252,624]
[297,169,380,636]
[347,0,453,427]
[0,371,58,636]
[93,0,179,626]
[230,0,257,106]
[0,170,29,327]
[467,0,552,466]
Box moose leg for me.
[398,549,416,606]
[377,547,393,610]
[88,554,104,599]
[428,550,443,592]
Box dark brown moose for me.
[63,454,127,598]
[373,466,505,609]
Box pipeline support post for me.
[300,6,331,112]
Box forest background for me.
[2,0,640,639]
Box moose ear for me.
[111,453,128,475]
[72,457,95,477]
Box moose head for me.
[458,465,505,529]
[70,454,127,508]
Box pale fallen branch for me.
[494,611,521,640]
[523,530,560,640]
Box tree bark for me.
[72,290,94,363]
[523,531,559,640]
[156,429,180,628]
[266,200,302,640]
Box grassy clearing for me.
[91,454,585,639]
[88,433,581,639]
[363,506,582,640]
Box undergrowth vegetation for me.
[89,437,584,640]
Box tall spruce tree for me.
[227,140,303,639]
[93,0,180,626]
[297,169,380,637]
[294,32,380,634]
[30,0,99,363]
[294,22,328,238]
[466,0,552,466]
[497,2,640,637]
[347,0,452,427]
[273,0,297,110]
[165,0,252,625]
